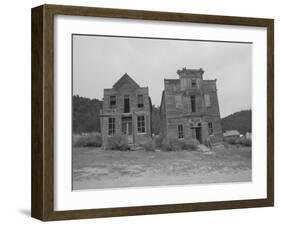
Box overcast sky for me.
[73,35,252,118]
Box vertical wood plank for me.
[31,5,44,220]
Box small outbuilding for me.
[223,130,240,140]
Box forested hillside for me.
[73,95,102,133]
[73,95,251,135]
[221,110,252,135]
[73,95,161,134]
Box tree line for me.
[73,95,251,135]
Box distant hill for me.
[72,95,160,134]
[73,95,251,135]
[221,110,252,135]
[73,95,102,134]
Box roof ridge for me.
[112,73,140,89]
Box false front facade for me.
[100,73,152,147]
[160,67,223,144]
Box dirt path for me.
[73,169,251,190]
[72,146,252,190]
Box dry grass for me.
[73,132,102,147]
[72,146,251,190]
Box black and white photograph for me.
[72,34,252,190]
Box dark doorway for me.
[122,117,133,143]
[195,127,202,143]
[124,95,130,113]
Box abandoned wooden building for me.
[100,73,152,148]
[160,67,223,144]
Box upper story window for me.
[137,94,144,108]
[175,95,183,108]
[124,95,130,113]
[109,96,116,108]
[191,79,197,87]
[204,94,211,107]
[191,95,196,112]
[180,78,188,90]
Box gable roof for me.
[113,73,140,90]
[223,130,240,137]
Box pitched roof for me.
[113,73,140,90]
[223,130,240,137]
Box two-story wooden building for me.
[100,73,152,148]
[160,67,223,144]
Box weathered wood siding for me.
[160,68,223,144]
[100,75,152,147]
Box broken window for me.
[191,79,197,87]
[109,96,116,108]
[124,95,130,113]
[180,78,188,90]
[175,95,183,108]
[208,122,213,135]
[204,94,211,107]
[137,115,145,133]
[137,94,144,108]
[191,95,196,112]
[108,117,115,135]
[178,125,184,139]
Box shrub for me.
[237,137,252,147]
[226,137,237,145]
[161,138,198,151]
[160,139,173,151]
[224,136,251,147]
[243,138,252,147]
[153,135,163,148]
[168,139,183,151]
[223,142,230,148]
[107,135,130,151]
[139,137,155,152]
[73,132,102,147]
[181,139,199,151]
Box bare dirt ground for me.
[72,146,251,190]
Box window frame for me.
[109,95,116,108]
[108,117,116,136]
[208,122,214,135]
[124,95,130,113]
[191,79,197,87]
[204,94,211,107]
[137,94,144,108]
[178,124,184,139]
[190,95,196,112]
[175,95,183,108]
[180,77,188,90]
[137,115,146,133]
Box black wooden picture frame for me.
[31,4,274,221]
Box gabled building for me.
[160,67,223,144]
[100,73,152,147]
[223,130,241,140]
